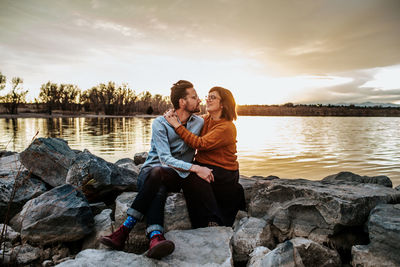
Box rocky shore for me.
[1,137,400,266]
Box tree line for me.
[1,72,399,116]
[0,72,171,115]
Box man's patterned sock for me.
[123,216,137,229]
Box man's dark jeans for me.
[127,166,182,235]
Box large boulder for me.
[0,174,47,223]
[351,204,400,266]
[20,138,77,187]
[322,171,392,188]
[248,177,400,247]
[253,238,341,267]
[19,184,94,244]
[56,249,169,267]
[65,150,138,202]
[164,227,234,266]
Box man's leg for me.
[140,167,182,259]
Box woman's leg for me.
[182,172,223,228]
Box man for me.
[100,80,213,259]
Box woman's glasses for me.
[205,95,221,101]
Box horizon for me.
[1,0,400,105]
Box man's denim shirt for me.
[140,114,204,181]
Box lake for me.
[1,116,399,186]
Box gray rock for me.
[239,177,257,208]
[0,174,47,223]
[248,178,400,246]
[0,153,27,176]
[352,204,400,266]
[134,152,148,165]
[395,185,400,191]
[82,209,113,250]
[5,243,41,265]
[89,201,108,216]
[0,224,20,243]
[115,157,141,174]
[19,184,94,244]
[164,193,191,232]
[164,227,234,266]
[257,238,341,267]
[20,138,77,187]
[322,171,392,187]
[56,249,169,267]
[0,150,17,158]
[66,150,138,202]
[232,217,273,262]
[246,246,271,267]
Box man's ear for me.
[179,98,186,108]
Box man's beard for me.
[187,104,200,113]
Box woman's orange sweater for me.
[175,114,238,170]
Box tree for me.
[0,72,6,91]
[1,77,28,114]
[39,82,59,114]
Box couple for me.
[100,80,245,259]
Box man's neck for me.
[175,109,191,125]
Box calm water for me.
[1,116,399,186]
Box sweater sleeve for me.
[175,121,236,151]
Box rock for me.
[82,209,113,250]
[0,153,27,176]
[20,138,77,187]
[56,249,169,267]
[0,224,20,243]
[164,193,191,232]
[115,158,140,174]
[0,175,47,223]
[248,178,400,247]
[257,238,341,267]
[6,243,42,265]
[232,216,273,262]
[134,152,148,165]
[65,150,138,202]
[247,246,271,267]
[42,259,53,266]
[164,227,234,266]
[395,185,400,191]
[19,184,94,245]
[351,204,400,266]
[89,201,108,216]
[239,177,257,207]
[0,150,17,158]
[322,171,392,187]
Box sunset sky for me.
[1,0,400,105]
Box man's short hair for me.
[170,80,193,109]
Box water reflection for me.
[0,116,399,186]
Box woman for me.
[164,86,245,228]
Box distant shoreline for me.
[0,112,158,119]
